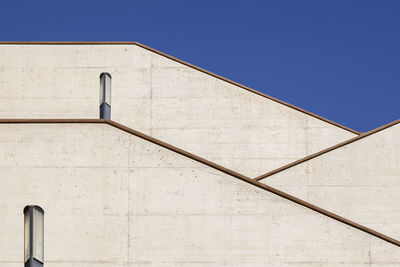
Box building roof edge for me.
[0,41,360,135]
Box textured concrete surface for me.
[0,44,356,177]
[262,122,400,241]
[0,123,397,266]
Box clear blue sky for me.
[1,0,399,132]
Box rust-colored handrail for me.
[0,118,398,247]
[255,118,400,181]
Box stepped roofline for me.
[0,118,397,247]
[0,41,360,135]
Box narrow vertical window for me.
[24,205,44,267]
[100,72,111,119]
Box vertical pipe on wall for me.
[100,73,111,119]
[24,205,44,267]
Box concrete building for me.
[0,42,398,266]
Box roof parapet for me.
[0,41,360,135]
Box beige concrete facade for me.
[261,122,400,241]
[0,44,357,177]
[0,123,398,266]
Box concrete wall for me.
[0,123,397,266]
[0,44,356,177]
[261,122,400,241]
